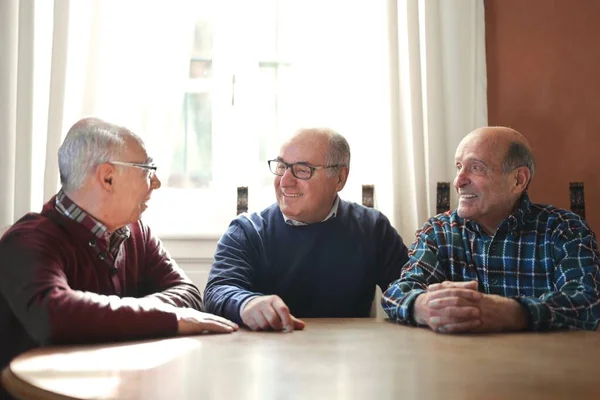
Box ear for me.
[335,166,350,191]
[512,166,531,194]
[96,163,116,193]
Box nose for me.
[454,168,470,190]
[151,174,162,190]
[279,166,297,186]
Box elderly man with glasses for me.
[204,127,409,332]
[0,117,238,374]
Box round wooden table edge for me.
[2,365,79,400]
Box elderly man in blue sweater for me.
[205,128,409,332]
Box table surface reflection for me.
[3,318,600,400]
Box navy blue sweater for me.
[204,200,409,324]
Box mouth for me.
[282,192,303,198]
[458,193,477,200]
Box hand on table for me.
[414,280,482,332]
[241,295,305,332]
[176,308,239,335]
[414,280,527,333]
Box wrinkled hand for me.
[241,295,306,332]
[415,281,527,333]
[468,293,528,333]
[414,280,482,333]
[176,308,239,335]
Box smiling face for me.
[274,131,348,224]
[107,137,161,229]
[454,128,528,234]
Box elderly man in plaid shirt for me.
[382,126,600,332]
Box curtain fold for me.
[387,0,488,240]
[0,0,39,226]
[44,0,69,202]
[0,0,487,239]
[15,0,35,222]
[0,0,19,226]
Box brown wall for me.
[485,0,600,232]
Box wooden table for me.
[2,318,600,400]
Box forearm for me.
[206,236,261,323]
[203,284,259,325]
[24,289,179,345]
[483,295,528,332]
[143,282,203,311]
[141,232,203,310]
[536,227,600,331]
[514,291,600,331]
[381,279,426,325]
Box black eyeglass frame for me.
[267,159,341,181]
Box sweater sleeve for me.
[203,218,264,324]
[0,230,179,345]
[137,223,204,311]
[375,212,409,291]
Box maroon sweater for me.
[0,198,203,369]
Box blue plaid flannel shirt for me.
[382,193,600,331]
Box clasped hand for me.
[414,280,527,333]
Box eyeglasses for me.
[268,159,340,180]
[110,161,157,178]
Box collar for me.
[55,189,131,240]
[282,196,340,226]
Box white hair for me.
[58,118,141,192]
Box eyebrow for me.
[145,157,154,164]
[275,157,312,165]
[456,157,489,167]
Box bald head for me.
[454,126,535,234]
[284,128,351,175]
[462,127,535,183]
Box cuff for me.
[513,296,550,331]
[404,289,426,325]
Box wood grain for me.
[3,318,599,400]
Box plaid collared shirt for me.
[55,189,130,259]
[382,193,600,331]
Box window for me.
[144,0,301,236]
[59,0,393,237]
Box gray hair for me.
[502,141,535,188]
[320,128,351,177]
[58,118,140,192]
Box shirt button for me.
[98,251,107,260]
[491,278,498,285]
[490,244,496,252]
[88,239,97,247]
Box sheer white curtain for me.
[0,0,57,226]
[385,0,488,240]
[63,0,194,176]
[0,0,194,228]
[0,0,21,226]
[0,0,487,240]
[284,0,487,240]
